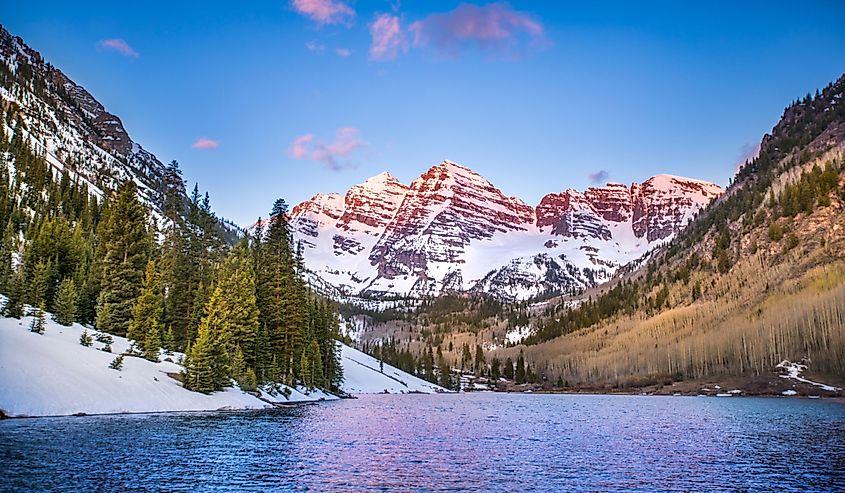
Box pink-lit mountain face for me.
[289,160,723,300]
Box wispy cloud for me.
[291,0,355,26]
[409,3,545,58]
[335,47,353,57]
[306,40,325,53]
[587,170,610,183]
[288,127,367,171]
[368,14,407,61]
[735,141,760,172]
[96,39,139,58]
[192,137,220,150]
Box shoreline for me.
[5,389,844,421]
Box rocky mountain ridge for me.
[0,24,171,213]
[290,160,723,300]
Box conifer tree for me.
[95,180,150,336]
[28,259,51,310]
[182,287,231,393]
[474,345,485,374]
[461,343,472,371]
[109,354,124,371]
[503,357,514,380]
[144,324,161,362]
[162,327,175,354]
[217,240,260,366]
[29,307,46,334]
[437,347,452,389]
[128,261,163,359]
[79,329,93,347]
[515,350,526,384]
[491,358,501,381]
[54,278,78,326]
[255,199,306,384]
[4,271,25,318]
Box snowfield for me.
[0,312,445,418]
[340,344,445,394]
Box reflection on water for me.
[1,393,844,492]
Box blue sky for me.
[3,1,845,225]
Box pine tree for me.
[437,347,452,389]
[109,354,124,370]
[217,241,260,367]
[54,278,78,326]
[95,181,150,336]
[491,358,501,381]
[503,357,514,380]
[474,345,485,374]
[28,259,51,310]
[182,287,231,393]
[128,261,163,359]
[162,327,175,354]
[231,345,247,386]
[255,199,307,385]
[29,307,46,334]
[300,338,324,390]
[79,329,93,347]
[144,324,161,362]
[515,350,526,384]
[3,271,25,318]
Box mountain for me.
[347,75,845,395]
[0,25,240,243]
[0,25,172,216]
[289,160,722,300]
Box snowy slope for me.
[340,344,445,394]
[0,312,444,418]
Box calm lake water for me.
[1,393,844,492]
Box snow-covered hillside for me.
[0,313,445,418]
[288,160,723,300]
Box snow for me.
[286,160,722,301]
[505,325,534,345]
[340,344,446,394]
[782,390,798,396]
[775,360,842,392]
[0,309,445,418]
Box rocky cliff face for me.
[289,161,722,300]
[0,25,170,214]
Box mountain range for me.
[289,161,722,300]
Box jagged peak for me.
[358,171,405,189]
[639,174,723,198]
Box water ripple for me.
[1,394,844,492]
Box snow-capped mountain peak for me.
[289,161,723,300]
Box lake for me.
[1,393,844,492]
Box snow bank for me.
[340,344,446,394]
[0,312,444,418]
[0,315,271,417]
[776,360,842,392]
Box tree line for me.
[0,106,343,395]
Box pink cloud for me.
[409,3,545,58]
[96,39,139,58]
[291,0,355,26]
[368,14,407,61]
[335,47,353,57]
[288,127,367,171]
[192,137,220,150]
[289,134,314,159]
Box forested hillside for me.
[0,28,344,397]
[347,75,845,393]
